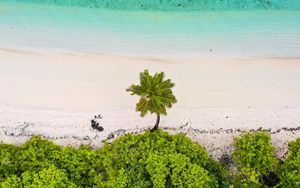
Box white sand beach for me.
[1,49,300,159]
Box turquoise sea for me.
[0,0,299,57]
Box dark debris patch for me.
[91,114,104,132]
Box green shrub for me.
[13,136,62,173]
[1,165,76,188]
[53,145,103,186]
[96,130,227,187]
[232,131,279,187]
[0,175,21,188]
[3,130,300,187]
[0,136,103,187]
[0,131,227,187]
[24,165,76,187]
[278,138,300,187]
[0,143,18,181]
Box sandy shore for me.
[1,48,300,109]
[1,103,300,159]
[1,49,300,159]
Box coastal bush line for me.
[2,0,300,11]
[0,130,299,187]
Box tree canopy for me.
[126,70,177,131]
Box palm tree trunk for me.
[150,114,160,132]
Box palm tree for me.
[126,70,177,131]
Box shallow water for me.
[0,2,299,57]
[2,0,300,11]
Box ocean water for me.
[2,0,300,11]
[0,1,299,57]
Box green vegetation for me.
[232,131,279,187]
[1,165,76,188]
[126,70,177,131]
[278,138,300,187]
[97,130,227,187]
[0,136,102,187]
[0,131,299,187]
[0,131,226,187]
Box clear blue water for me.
[1,0,300,11]
[0,1,299,57]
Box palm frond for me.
[127,69,177,117]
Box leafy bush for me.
[1,165,76,188]
[53,145,103,186]
[232,131,279,187]
[96,130,227,187]
[0,143,18,182]
[0,131,226,187]
[2,130,299,187]
[278,138,300,187]
[13,136,62,173]
[0,136,103,187]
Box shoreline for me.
[1,103,299,160]
[1,48,300,159]
[1,122,299,160]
